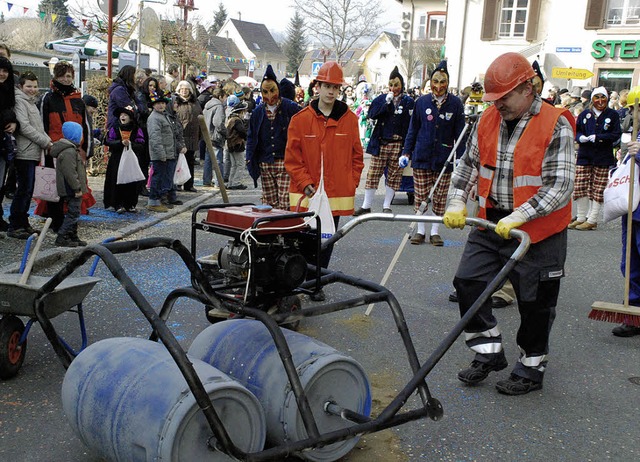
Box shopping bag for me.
[33,150,59,202]
[307,158,335,241]
[33,165,59,202]
[173,152,191,186]
[603,153,640,223]
[116,145,145,184]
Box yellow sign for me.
[551,67,595,80]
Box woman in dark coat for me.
[0,56,18,231]
[172,80,202,192]
[107,65,145,130]
[103,106,145,213]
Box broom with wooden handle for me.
[589,93,640,327]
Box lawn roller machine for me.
[33,205,529,461]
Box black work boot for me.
[458,354,508,385]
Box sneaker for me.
[410,233,425,245]
[495,374,542,395]
[612,323,640,337]
[55,234,79,247]
[353,207,371,217]
[457,357,508,384]
[147,204,169,213]
[7,228,31,240]
[116,207,126,214]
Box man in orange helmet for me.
[285,61,364,301]
[443,52,576,395]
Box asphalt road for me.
[1,157,639,461]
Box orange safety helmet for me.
[482,52,537,102]
[315,61,346,85]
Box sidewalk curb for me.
[0,191,218,275]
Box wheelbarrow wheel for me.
[277,295,301,331]
[0,315,27,380]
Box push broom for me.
[589,95,640,327]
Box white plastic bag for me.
[603,153,640,222]
[116,145,145,184]
[173,152,191,186]
[307,157,335,241]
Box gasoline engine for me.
[198,204,318,303]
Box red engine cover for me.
[203,205,308,234]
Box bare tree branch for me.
[293,0,384,60]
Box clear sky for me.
[2,0,402,34]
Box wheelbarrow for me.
[0,225,102,379]
[34,209,530,461]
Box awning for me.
[45,34,135,60]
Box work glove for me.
[579,135,589,143]
[304,184,316,197]
[385,92,394,104]
[495,210,527,239]
[588,134,596,142]
[443,198,467,229]
[398,155,409,168]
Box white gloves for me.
[588,134,596,142]
[386,92,394,104]
[398,155,409,168]
[579,135,589,143]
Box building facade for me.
[445,0,640,95]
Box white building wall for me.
[445,0,640,95]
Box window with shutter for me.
[606,0,640,27]
[481,0,500,41]
[585,0,607,29]
[525,0,542,41]
[499,0,529,38]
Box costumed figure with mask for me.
[354,66,415,215]
[401,60,465,246]
[245,65,301,210]
[569,86,621,231]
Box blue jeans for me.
[149,160,168,203]
[203,146,223,186]
[165,157,178,201]
[9,159,37,230]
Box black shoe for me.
[458,357,508,384]
[24,225,39,235]
[353,207,371,217]
[72,235,87,246]
[169,199,183,205]
[139,187,150,197]
[55,234,79,247]
[309,289,326,302]
[491,296,512,309]
[7,228,32,240]
[185,187,198,193]
[449,290,458,303]
[612,323,640,337]
[496,374,542,395]
[5,191,15,199]
[0,219,8,232]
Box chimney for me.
[238,12,241,21]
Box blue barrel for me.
[61,337,266,461]
[188,319,371,462]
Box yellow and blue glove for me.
[495,210,526,239]
[443,198,467,229]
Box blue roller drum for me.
[61,337,266,461]
[188,319,372,462]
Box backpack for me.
[226,114,246,152]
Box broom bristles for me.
[589,301,640,327]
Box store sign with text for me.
[592,40,640,59]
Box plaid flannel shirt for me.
[449,95,575,221]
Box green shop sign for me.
[592,39,640,59]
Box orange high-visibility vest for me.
[476,103,575,243]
